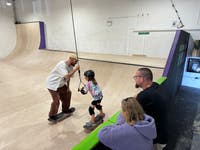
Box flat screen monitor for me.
[187,58,200,73]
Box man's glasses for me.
[133,75,143,79]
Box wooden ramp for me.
[0,22,164,150]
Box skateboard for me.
[83,115,104,132]
[48,108,75,124]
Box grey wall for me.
[1,0,200,58]
[0,4,16,58]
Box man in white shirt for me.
[46,54,80,121]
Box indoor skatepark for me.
[0,21,199,150]
[0,22,163,150]
[1,0,200,150]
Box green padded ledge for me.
[72,120,114,150]
[156,76,167,85]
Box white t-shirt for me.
[46,60,73,91]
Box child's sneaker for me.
[94,113,105,122]
[99,113,105,118]
[84,121,96,128]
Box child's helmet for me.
[84,70,95,80]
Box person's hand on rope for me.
[78,86,87,95]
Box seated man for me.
[133,67,168,149]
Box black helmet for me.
[84,70,95,80]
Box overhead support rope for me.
[69,0,85,90]
[12,0,18,24]
[170,0,184,28]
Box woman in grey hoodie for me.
[98,97,157,150]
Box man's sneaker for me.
[63,107,75,114]
[48,115,57,122]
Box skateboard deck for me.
[48,111,74,124]
[83,115,104,132]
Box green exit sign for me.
[138,32,150,35]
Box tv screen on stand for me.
[187,58,200,73]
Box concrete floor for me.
[167,86,200,150]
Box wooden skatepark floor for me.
[0,23,165,150]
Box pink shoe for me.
[99,113,105,118]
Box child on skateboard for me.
[79,70,105,128]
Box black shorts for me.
[91,99,102,105]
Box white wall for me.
[14,0,200,58]
[0,5,16,58]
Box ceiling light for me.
[6,2,12,6]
